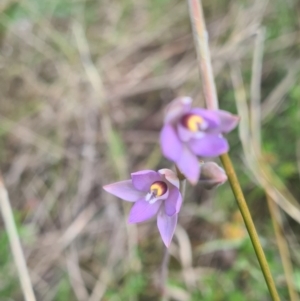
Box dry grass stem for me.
[250,29,299,299]
[262,63,300,121]
[187,0,218,110]
[160,247,170,301]
[66,246,90,301]
[175,225,196,289]
[250,28,265,152]
[231,61,299,300]
[0,176,37,301]
[231,64,300,222]
[266,194,299,301]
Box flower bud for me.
[199,162,227,189]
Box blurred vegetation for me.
[0,0,300,300]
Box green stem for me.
[220,154,280,301]
[187,0,281,299]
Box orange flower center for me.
[150,181,167,197]
[181,114,204,132]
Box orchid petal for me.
[164,97,192,124]
[177,123,198,142]
[190,108,220,129]
[103,180,145,202]
[131,170,161,192]
[158,169,180,189]
[157,208,178,247]
[128,198,162,223]
[164,186,182,216]
[188,134,229,157]
[160,124,183,162]
[176,146,200,185]
[213,110,239,133]
[155,188,169,201]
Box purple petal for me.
[128,198,162,223]
[103,180,145,202]
[213,110,239,133]
[157,208,178,247]
[164,97,192,124]
[160,124,183,162]
[131,170,161,192]
[158,169,180,188]
[155,188,169,201]
[190,108,220,129]
[177,123,198,142]
[188,134,229,157]
[164,186,182,216]
[176,146,200,185]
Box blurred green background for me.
[0,0,300,300]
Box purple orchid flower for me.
[160,97,239,184]
[103,169,182,247]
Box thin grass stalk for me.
[232,63,300,222]
[0,176,36,301]
[232,59,298,300]
[250,28,265,152]
[74,23,140,284]
[187,0,280,300]
[266,193,299,301]
[187,0,218,110]
[249,29,299,301]
[160,247,170,301]
[232,62,300,300]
